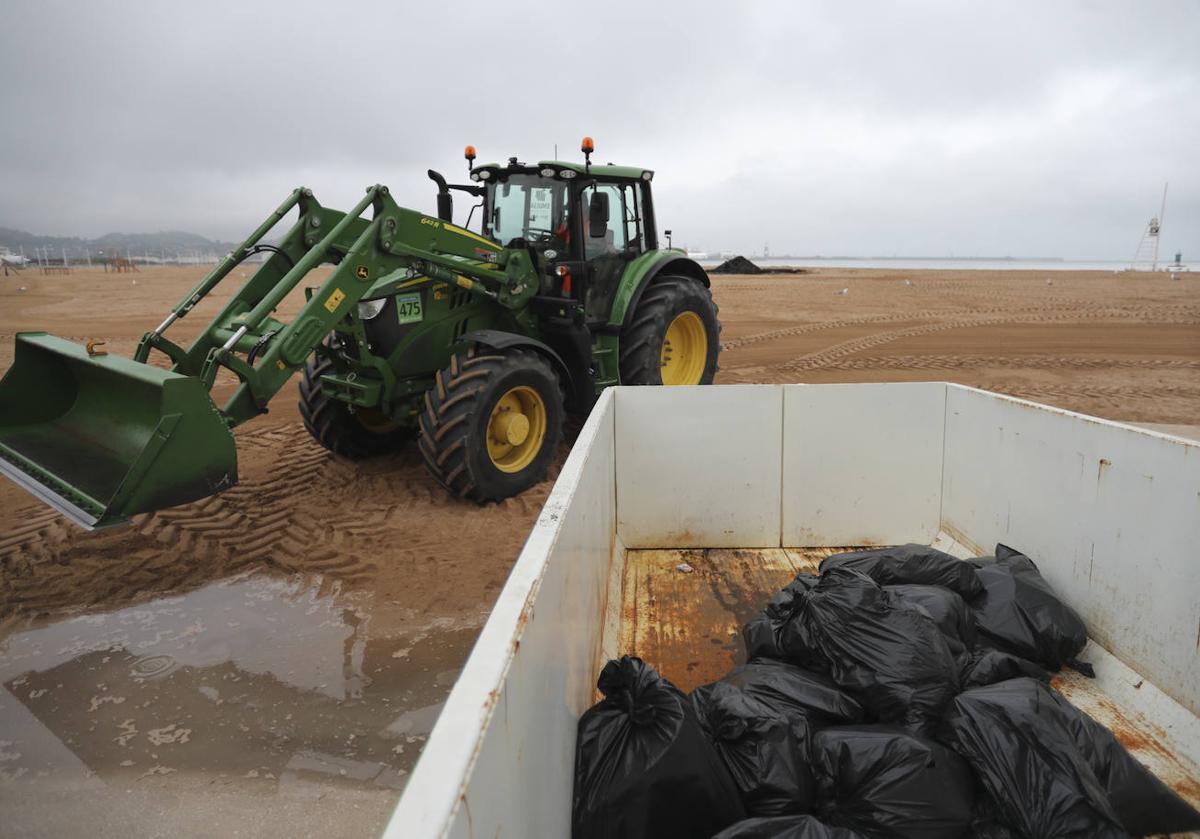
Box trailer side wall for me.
[941,384,1200,715]
[387,383,1200,839]
[386,390,618,839]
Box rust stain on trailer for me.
[793,527,887,548]
[793,527,821,544]
[507,595,541,659]
[515,599,534,633]
[782,548,824,574]
[619,547,857,693]
[1052,671,1200,810]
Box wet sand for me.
[1,265,1197,835]
[1,575,474,836]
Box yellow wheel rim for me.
[659,311,708,385]
[486,385,548,473]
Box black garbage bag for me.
[769,567,961,732]
[884,583,976,664]
[961,648,1050,688]
[695,658,864,731]
[968,798,1022,839]
[1061,691,1200,835]
[572,656,745,839]
[967,544,1088,671]
[820,544,983,598]
[744,574,824,666]
[937,678,1127,839]
[695,681,815,816]
[811,724,974,839]
[712,814,865,839]
[970,823,1018,839]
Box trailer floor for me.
[618,546,1200,827]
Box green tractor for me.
[0,138,721,529]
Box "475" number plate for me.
[395,292,423,325]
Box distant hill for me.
[0,226,237,259]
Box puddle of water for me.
[385,702,444,739]
[0,573,480,834]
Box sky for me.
[1,0,1197,259]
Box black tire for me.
[299,353,411,459]
[619,275,721,385]
[418,347,564,502]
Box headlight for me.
[539,167,556,177]
[357,298,387,320]
[559,169,577,179]
[477,169,491,180]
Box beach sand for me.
[0,265,1196,835]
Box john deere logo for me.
[356,265,369,280]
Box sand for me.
[0,265,1196,835]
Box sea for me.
[694,257,1188,273]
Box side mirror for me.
[588,192,609,239]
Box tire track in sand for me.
[982,382,1200,405]
[817,355,1200,372]
[721,302,1200,354]
[0,423,466,614]
[766,305,1200,375]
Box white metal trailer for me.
[386,383,1200,838]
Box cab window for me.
[486,175,567,246]
[581,182,644,259]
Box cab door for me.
[580,180,646,323]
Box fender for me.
[607,250,710,330]
[460,329,573,391]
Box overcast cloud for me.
[1,0,1196,258]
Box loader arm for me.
[140,185,526,427]
[0,184,533,528]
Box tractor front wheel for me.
[619,275,721,386]
[299,352,411,459]
[419,347,564,502]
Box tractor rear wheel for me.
[299,352,411,458]
[619,275,721,385]
[418,347,564,501]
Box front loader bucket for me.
[0,333,237,529]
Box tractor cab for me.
[465,153,659,325]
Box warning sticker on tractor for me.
[324,288,346,312]
[355,265,369,280]
[395,292,423,325]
